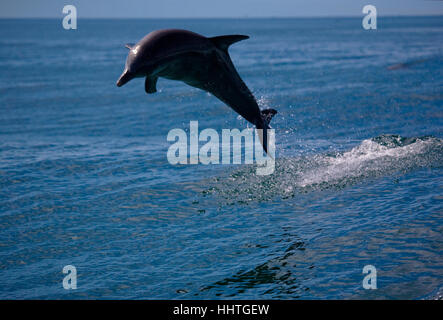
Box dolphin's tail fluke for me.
[256,109,277,154]
[260,109,277,127]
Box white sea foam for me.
[298,135,439,187]
[207,135,443,202]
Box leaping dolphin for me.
[116,29,277,153]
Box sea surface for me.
[0,17,442,299]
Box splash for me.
[299,135,442,188]
[205,135,443,203]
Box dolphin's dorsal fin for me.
[125,43,135,49]
[209,35,249,51]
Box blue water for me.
[0,17,442,299]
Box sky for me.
[0,0,442,18]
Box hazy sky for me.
[1,0,442,18]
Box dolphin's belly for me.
[157,52,213,87]
[156,51,262,125]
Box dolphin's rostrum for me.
[117,29,277,153]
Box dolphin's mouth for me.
[116,70,135,87]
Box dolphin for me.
[387,58,428,70]
[116,29,277,153]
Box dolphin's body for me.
[116,29,276,152]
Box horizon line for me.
[0,13,443,20]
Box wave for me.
[198,239,307,298]
[204,135,443,203]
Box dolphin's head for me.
[117,29,212,88]
[116,69,134,87]
[117,43,151,87]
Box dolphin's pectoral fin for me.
[209,35,249,51]
[145,76,158,94]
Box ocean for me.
[0,17,442,299]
